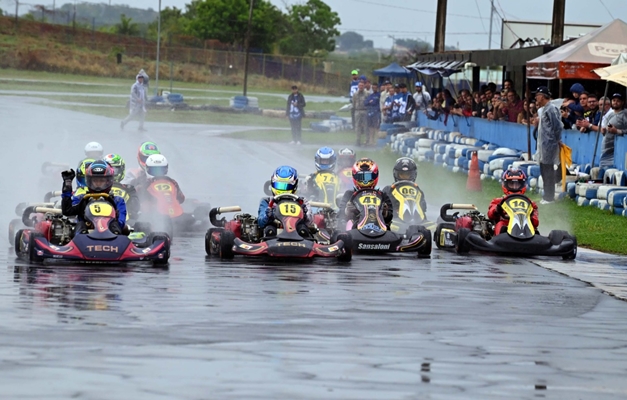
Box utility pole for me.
[242,0,254,97]
[155,0,161,95]
[486,0,494,82]
[15,0,19,24]
[550,0,566,46]
[434,0,447,53]
[388,35,395,54]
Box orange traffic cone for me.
[466,151,482,192]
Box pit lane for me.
[1,96,627,398]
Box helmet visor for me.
[86,151,103,159]
[147,165,168,177]
[87,176,113,192]
[397,171,413,180]
[505,180,525,192]
[354,171,376,185]
[272,181,296,192]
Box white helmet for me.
[145,154,168,177]
[84,142,104,159]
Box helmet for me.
[85,160,115,193]
[393,157,417,182]
[352,158,379,189]
[137,141,160,171]
[145,154,169,177]
[84,142,103,159]
[337,148,356,169]
[315,147,336,172]
[76,158,95,187]
[501,168,527,195]
[270,166,298,196]
[103,153,126,183]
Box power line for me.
[338,28,490,36]
[598,0,614,19]
[474,0,488,33]
[346,0,490,20]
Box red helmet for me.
[501,168,527,195]
[352,158,379,189]
[85,159,115,193]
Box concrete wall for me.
[417,114,627,170]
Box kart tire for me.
[405,225,421,238]
[548,230,567,246]
[562,235,577,260]
[28,232,44,263]
[336,233,352,262]
[416,226,432,258]
[263,180,273,196]
[8,218,23,246]
[151,232,170,265]
[219,230,235,260]
[205,228,223,256]
[434,223,455,249]
[14,228,25,256]
[455,228,471,254]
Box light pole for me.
[242,0,254,97]
[155,0,161,95]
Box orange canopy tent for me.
[526,19,627,80]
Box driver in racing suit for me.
[337,158,393,228]
[258,166,315,232]
[487,168,539,235]
[61,160,127,235]
[123,141,161,188]
[382,157,427,216]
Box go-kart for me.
[337,167,354,192]
[138,177,211,236]
[387,180,436,233]
[434,194,577,260]
[8,189,65,245]
[205,194,351,261]
[341,189,431,257]
[15,194,170,265]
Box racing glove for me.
[61,169,76,193]
[265,205,275,219]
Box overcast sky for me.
[5,0,627,50]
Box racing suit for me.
[487,196,539,235]
[62,190,127,235]
[123,167,148,188]
[337,189,393,229]
[382,183,427,218]
[137,176,185,213]
[257,196,314,230]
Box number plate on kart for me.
[279,202,301,217]
[89,203,114,216]
[358,195,381,206]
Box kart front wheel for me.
[151,232,170,265]
[219,230,235,260]
[434,223,455,249]
[336,233,352,262]
[14,228,25,256]
[455,228,471,254]
[8,218,23,246]
[28,232,44,263]
[205,228,223,256]
[416,226,432,258]
[562,235,577,260]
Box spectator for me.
[364,83,381,146]
[364,79,373,95]
[426,95,443,120]
[379,81,391,121]
[349,69,360,129]
[599,93,627,168]
[502,78,514,92]
[472,91,482,117]
[576,93,600,133]
[352,81,369,146]
[121,73,147,132]
[579,91,589,112]
[413,81,431,116]
[517,99,532,125]
[501,90,523,123]
[570,83,585,104]
[481,87,494,118]
[398,83,416,121]
[286,85,306,145]
[390,84,402,122]
[534,86,563,204]
[382,85,395,123]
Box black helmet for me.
[337,147,356,169]
[393,157,417,182]
[85,159,115,193]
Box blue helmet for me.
[76,158,95,187]
[315,147,337,172]
[271,166,298,196]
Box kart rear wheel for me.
[14,228,25,256]
[416,226,432,258]
[219,230,235,260]
[8,218,23,246]
[562,235,577,260]
[151,232,170,265]
[455,228,471,254]
[28,232,44,263]
[434,223,455,249]
[134,221,152,235]
[405,225,421,238]
[336,233,352,262]
[548,230,567,246]
[205,228,223,256]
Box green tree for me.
[278,0,340,56]
[337,31,365,51]
[147,6,187,41]
[184,0,285,53]
[115,14,140,36]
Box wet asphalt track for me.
[2,96,627,399]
